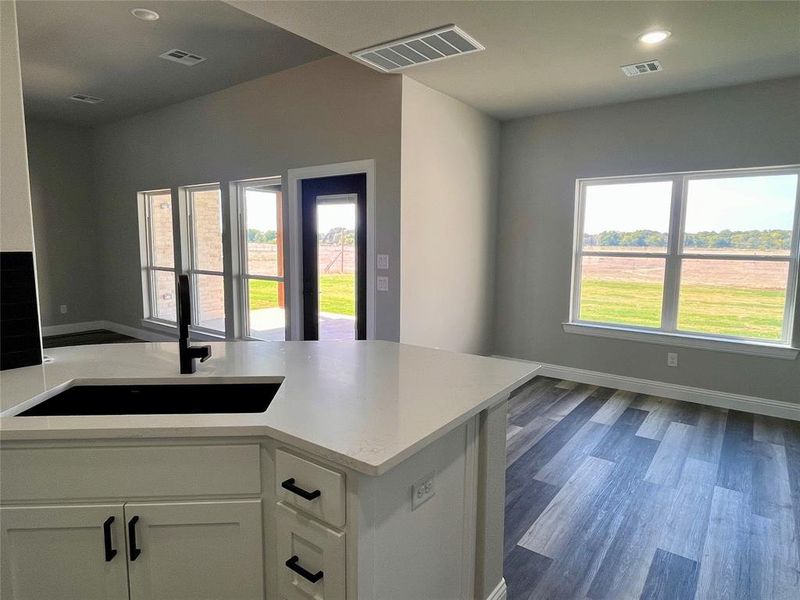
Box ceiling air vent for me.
[69,94,104,104]
[352,25,484,72]
[159,49,207,66]
[620,60,663,77]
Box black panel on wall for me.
[1,252,42,370]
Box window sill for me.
[141,318,177,336]
[140,319,226,342]
[562,322,798,360]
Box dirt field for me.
[581,256,788,289]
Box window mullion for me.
[661,176,685,332]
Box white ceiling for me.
[229,0,800,120]
[17,1,332,126]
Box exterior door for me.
[125,500,263,600]
[301,174,367,340]
[0,504,128,600]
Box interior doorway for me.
[301,174,367,340]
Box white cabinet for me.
[0,500,263,600]
[0,504,129,600]
[126,500,263,600]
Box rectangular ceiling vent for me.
[69,94,104,104]
[159,49,207,66]
[352,25,484,72]
[620,60,663,77]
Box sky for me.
[245,191,355,235]
[583,174,797,234]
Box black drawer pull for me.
[103,516,117,562]
[281,478,321,501]
[128,516,141,560]
[285,555,324,583]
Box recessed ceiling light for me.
[130,8,160,21]
[638,30,671,45]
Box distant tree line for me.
[248,227,356,245]
[583,229,792,250]
[247,229,277,243]
[318,227,355,245]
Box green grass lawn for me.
[580,279,785,340]
[250,274,355,316]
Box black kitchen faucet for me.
[177,274,211,374]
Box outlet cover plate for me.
[412,472,435,510]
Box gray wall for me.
[26,119,101,327]
[400,77,499,354]
[90,55,402,340]
[495,77,800,403]
[1,0,35,253]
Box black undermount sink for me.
[16,381,283,417]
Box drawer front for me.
[0,444,261,502]
[276,502,345,600]
[275,449,345,527]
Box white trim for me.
[461,416,479,600]
[485,578,507,600]
[231,176,286,340]
[287,159,376,340]
[41,320,173,342]
[562,322,799,359]
[571,164,800,346]
[41,321,108,336]
[493,355,800,421]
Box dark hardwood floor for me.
[43,329,143,349]
[504,376,800,600]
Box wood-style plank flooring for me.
[43,329,143,349]
[504,376,800,600]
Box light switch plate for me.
[412,472,435,510]
[377,276,389,292]
[377,254,389,270]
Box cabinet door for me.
[125,499,263,600]
[0,504,128,600]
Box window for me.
[139,190,177,323]
[236,178,286,340]
[570,166,800,349]
[185,184,226,333]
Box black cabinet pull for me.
[127,516,141,561]
[281,478,321,501]
[103,516,117,562]
[285,555,324,583]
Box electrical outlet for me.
[667,352,678,367]
[60,304,68,314]
[377,276,389,292]
[412,472,435,510]
[377,254,389,270]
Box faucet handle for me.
[200,346,212,363]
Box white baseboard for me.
[41,321,107,336]
[494,356,800,421]
[486,578,507,600]
[41,320,173,343]
[104,321,173,342]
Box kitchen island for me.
[0,341,539,600]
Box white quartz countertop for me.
[0,341,540,475]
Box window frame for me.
[232,177,287,340]
[568,165,800,353]
[138,189,177,326]
[181,183,227,336]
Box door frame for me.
[287,160,376,340]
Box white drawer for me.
[276,502,345,600]
[275,449,345,527]
[0,444,261,502]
